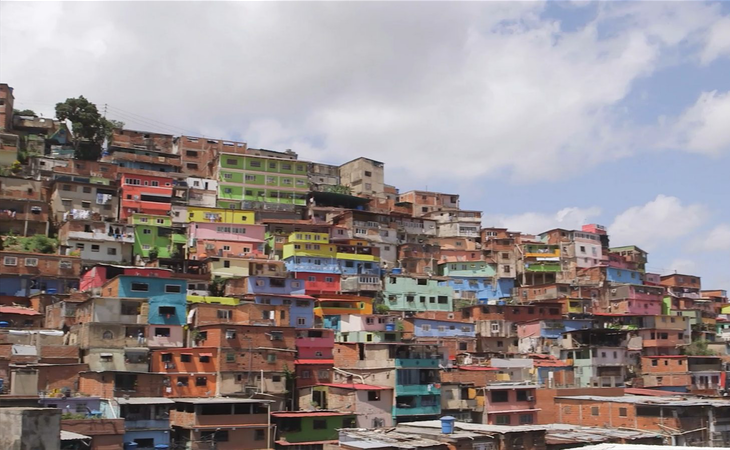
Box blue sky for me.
[1,1,730,288]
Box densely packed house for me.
[1,83,730,450]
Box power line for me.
[104,104,201,136]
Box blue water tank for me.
[0,322,8,328]
[391,268,402,275]
[385,323,395,331]
[46,289,57,294]
[440,416,456,434]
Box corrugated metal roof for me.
[116,397,175,405]
[272,411,353,417]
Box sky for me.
[1,1,730,288]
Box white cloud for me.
[701,16,730,64]
[482,206,601,235]
[691,224,730,252]
[668,90,730,156]
[609,195,709,250]
[0,2,728,187]
[666,258,699,275]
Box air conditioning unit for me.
[526,395,535,402]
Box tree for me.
[13,109,36,117]
[22,235,57,254]
[209,277,226,296]
[683,339,716,356]
[148,247,159,261]
[55,96,116,160]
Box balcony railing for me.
[393,405,440,416]
[396,384,441,396]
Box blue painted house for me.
[405,318,476,339]
[606,268,644,284]
[117,397,173,449]
[440,278,514,303]
[245,276,315,328]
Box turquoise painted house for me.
[383,275,454,312]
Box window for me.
[267,354,277,363]
[421,324,431,331]
[495,415,510,425]
[519,414,534,424]
[491,391,509,402]
[3,256,17,266]
[297,317,306,326]
[107,248,117,255]
[76,243,85,250]
[224,260,231,268]
[24,258,38,267]
[180,354,192,363]
[159,306,176,316]
[619,407,628,417]
[91,244,100,252]
[199,355,211,363]
[143,228,152,234]
[313,419,327,430]
[368,391,381,401]
[226,329,236,339]
[652,359,658,366]
[591,406,600,416]
[301,370,311,379]
[226,158,237,165]
[195,377,207,386]
[254,430,265,441]
[163,284,182,294]
[318,370,329,379]
[154,328,171,337]
[516,390,529,401]
[459,342,467,350]
[102,330,113,340]
[130,282,149,292]
[177,376,189,386]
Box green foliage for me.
[55,96,117,160]
[61,413,88,420]
[209,277,226,296]
[325,185,352,195]
[374,303,390,314]
[22,235,57,254]
[683,339,716,356]
[148,247,159,261]
[13,109,36,116]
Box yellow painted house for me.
[187,206,256,224]
[282,232,337,259]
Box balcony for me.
[443,399,476,410]
[395,358,440,368]
[68,229,134,244]
[119,313,146,325]
[396,384,441,396]
[524,263,561,273]
[393,405,440,416]
[124,418,169,430]
[525,250,561,259]
[341,275,382,293]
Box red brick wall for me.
[536,387,623,424]
[197,325,296,373]
[641,357,688,374]
[333,343,360,367]
[296,363,333,388]
[441,369,499,385]
[78,372,165,398]
[37,363,88,392]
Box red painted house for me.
[119,173,174,220]
[295,272,341,295]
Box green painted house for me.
[272,411,356,446]
[217,154,310,208]
[131,213,186,259]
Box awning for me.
[181,352,193,355]
[199,353,213,357]
[61,430,91,441]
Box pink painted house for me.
[482,384,539,425]
[80,264,172,292]
[295,328,335,359]
[607,284,664,315]
[188,222,265,258]
[340,314,398,332]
